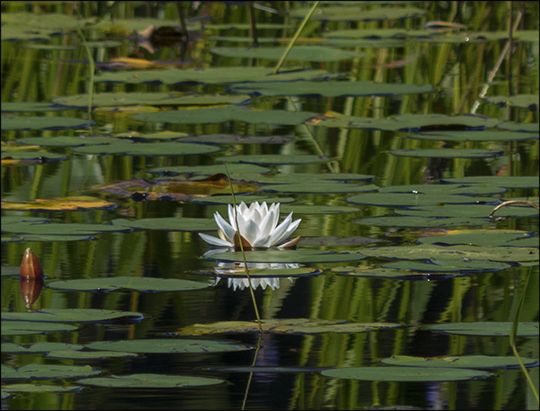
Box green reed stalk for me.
[75,21,95,118]
[509,267,539,403]
[273,1,319,74]
[223,164,263,333]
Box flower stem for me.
[223,164,263,333]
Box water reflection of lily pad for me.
[47,277,210,292]
[77,374,224,388]
[321,366,492,382]
[382,355,539,370]
[177,318,402,335]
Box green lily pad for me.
[217,154,329,165]
[262,183,378,194]
[178,134,291,145]
[96,67,343,85]
[251,172,375,184]
[390,148,505,158]
[230,81,433,97]
[2,308,144,323]
[177,318,402,335]
[1,116,94,131]
[439,176,539,189]
[353,216,486,228]
[16,136,120,147]
[85,338,252,353]
[381,355,539,369]
[394,204,539,218]
[47,277,210,292]
[1,221,131,236]
[210,267,320,278]
[280,205,361,214]
[321,366,492,382]
[1,151,68,163]
[2,234,95,243]
[332,266,465,279]
[191,195,295,205]
[427,322,539,337]
[1,384,83,393]
[382,259,510,272]
[1,102,67,112]
[484,94,539,109]
[73,141,219,156]
[133,106,318,125]
[497,121,539,133]
[206,249,366,263]
[46,350,138,360]
[149,163,270,177]
[1,321,79,336]
[2,364,100,381]
[347,192,497,207]
[358,245,539,263]
[378,183,505,195]
[290,6,427,21]
[418,231,538,247]
[111,217,216,231]
[52,93,250,108]
[1,342,84,353]
[1,266,20,277]
[407,130,538,142]
[77,374,224,388]
[211,45,368,62]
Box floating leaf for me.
[77,374,224,388]
[16,136,120,147]
[382,259,510,273]
[390,148,505,158]
[1,196,117,212]
[321,366,492,382]
[1,342,84,354]
[2,364,100,381]
[290,6,427,21]
[2,308,144,323]
[85,339,252,353]
[381,355,539,370]
[217,154,329,165]
[1,151,68,164]
[211,45,368,61]
[1,321,78,336]
[1,222,131,236]
[378,183,505,195]
[332,266,464,279]
[229,81,433,97]
[191,195,295,205]
[280,205,361,214]
[149,163,270,177]
[418,231,538,247]
[1,116,94,131]
[353,216,486,228]
[1,102,67,112]
[395,204,538,218]
[209,267,320,278]
[484,94,539,109]
[178,134,291,145]
[72,141,219,156]
[47,277,210,292]
[133,106,318,125]
[52,93,250,108]
[96,67,343,85]
[358,244,539,263]
[177,318,402,335]
[347,192,497,207]
[407,130,538,142]
[206,249,366,263]
[47,350,138,360]
[112,217,216,231]
[427,322,539,337]
[1,384,82,393]
[299,236,381,247]
[439,176,539,189]
[262,183,378,194]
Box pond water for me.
[1,2,539,410]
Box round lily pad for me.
[217,154,330,165]
[347,192,497,207]
[390,148,505,158]
[73,141,219,156]
[112,217,216,231]
[77,373,224,388]
[262,183,378,194]
[1,116,94,131]
[321,366,492,382]
[1,308,144,323]
[1,321,79,336]
[2,364,100,381]
[47,277,210,292]
[381,355,539,370]
[205,249,366,263]
[85,338,252,353]
[427,322,539,337]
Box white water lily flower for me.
[199,201,301,249]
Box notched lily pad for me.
[427,322,539,337]
[85,338,252,353]
[47,277,210,292]
[321,366,492,382]
[77,373,224,388]
[381,355,539,369]
[2,364,100,381]
[2,308,144,324]
[176,318,402,335]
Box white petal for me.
[228,204,237,230]
[214,212,236,242]
[266,213,293,246]
[199,233,233,247]
[242,218,260,246]
[259,205,279,237]
[280,217,301,241]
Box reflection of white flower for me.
[199,202,301,250]
[214,262,297,291]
